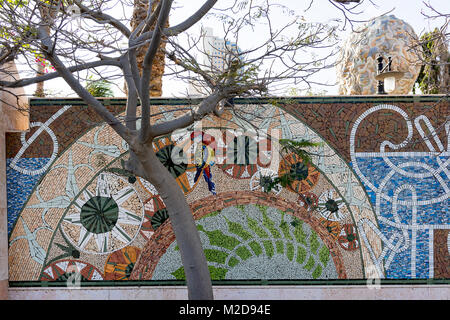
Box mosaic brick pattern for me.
[6,96,448,286]
[434,230,450,278]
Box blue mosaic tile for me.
[351,155,449,279]
[6,158,50,236]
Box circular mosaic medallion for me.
[104,246,141,280]
[278,153,320,194]
[151,208,169,230]
[80,196,119,234]
[317,189,348,222]
[338,224,360,251]
[153,137,199,194]
[40,259,104,281]
[298,192,319,212]
[319,218,342,241]
[61,172,144,254]
[156,144,188,178]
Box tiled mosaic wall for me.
[6,96,449,286]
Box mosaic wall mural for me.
[5,96,449,286]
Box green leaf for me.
[296,246,307,264]
[275,240,284,254]
[279,220,293,241]
[248,241,263,256]
[197,225,240,250]
[312,264,323,279]
[279,139,322,166]
[204,249,228,264]
[286,243,294,261]
[85,77,114,97]
[304,255,315,271]
[247,216,268,238]
[235,246,252,260]
[310,230,320,254]
[208,266,228,280]
[226,218,253,240]
[263,240,274,258]
[293,220,307,246]
[228,256,239,267]
[262,211,281,239]
[171,267,185,280]
[319,245,330,267]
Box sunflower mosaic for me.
[316,189,348,222]
[338,224,360,251]
[319,218,342,241]
[249,168,282,194]
[278,153,320,194]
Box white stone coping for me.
[8,285,450,300]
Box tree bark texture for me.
[34,4,56,97]
[34,63,45,97]
[131,142,214,300]
[130,0,168,97]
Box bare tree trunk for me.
[132,143,214,300]
[34,63,45,97]
[129,0,168,97]
[34,4,57,97]
[34,19,49,97]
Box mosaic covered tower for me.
[336,15,422,95]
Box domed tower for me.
[336,15,422,95]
